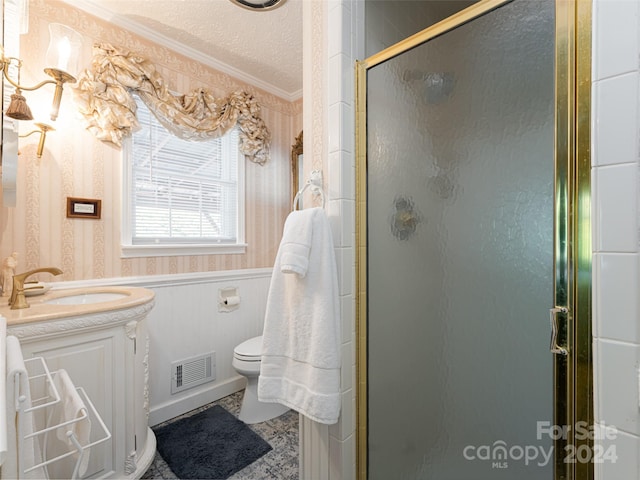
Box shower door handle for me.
[549,307,568,356]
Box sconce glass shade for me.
[44,23,82,120]
[45,23,82,78]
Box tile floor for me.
[141,391,299,480]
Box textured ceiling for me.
[75,0,303,98]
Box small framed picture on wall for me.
[67,197,102,219]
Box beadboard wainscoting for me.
[49,267,273,426]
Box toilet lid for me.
[234,335,263,358]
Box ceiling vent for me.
[228,0,286,11]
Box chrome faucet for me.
[9,267,63,310]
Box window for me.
[122,97,245,257]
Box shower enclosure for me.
[355,1,592,479]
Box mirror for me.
[1,0,21,207]
[291,130,303,208]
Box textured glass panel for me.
[364,1,476,57]
[366,0,555,479]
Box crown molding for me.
[60,0,301,102]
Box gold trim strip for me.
[554,1,573,478]
[574,0,593,478]
[555,1,593,479]
[355,58,368,480]
[362,0,512,70]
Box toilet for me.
[232,335,289,424]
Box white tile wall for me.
[324,1,361,479]
[592,0,640,478]
[596,340,640,435]
[327,151,356,202]
[594,164,638,252]
[593,73,639,166]
[593,0,639,80]
[595,428,640,480]
[597,254,640,342]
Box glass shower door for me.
[364,0,557,478]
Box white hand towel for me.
[279,209,314,277]
[258,207,342,424]
[46,369,91,479]
[5,335,45,479]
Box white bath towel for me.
[47,369,91,479]
[0,316,7,470]
[5,335,45,479]
[258,207,341,424]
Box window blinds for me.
[130,99,239,244]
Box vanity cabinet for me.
[6,291,156,479]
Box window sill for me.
[121,243,247,258]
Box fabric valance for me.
[74,43,270,165]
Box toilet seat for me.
[233,336,262,362]
[235,353,260,362]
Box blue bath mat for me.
[153,405,272,479]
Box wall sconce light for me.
[1,23,82,123]
[19,122,54,158]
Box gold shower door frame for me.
[354,1,592,479]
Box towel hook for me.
[293,170,325,210]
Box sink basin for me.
[44,291,128,305]
[2,285,154,326]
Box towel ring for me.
[292,170,325,210]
